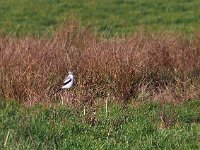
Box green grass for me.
[0,0,200,36]
[0,99,200,149]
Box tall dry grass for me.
[0,23,200,106]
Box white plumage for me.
[61,71,74,89]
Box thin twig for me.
[4,129,11,147]
[106,98,108,117]
[106,93,109,117]
[83,105,86,116]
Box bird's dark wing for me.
[63,78,72,86]
[54,76,72,93]
[55,78,72,93]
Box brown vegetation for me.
[0,23,200,106]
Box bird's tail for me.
[49,86,62,97]
[54,87,62,94]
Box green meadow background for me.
[0,0,200,149]
[0,0,200,36]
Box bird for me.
[56,71,74,93]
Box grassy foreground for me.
[0,99,200,149]
[0,0,200,36]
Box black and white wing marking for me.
[62,76,72,86]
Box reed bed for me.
[0,23,200,106]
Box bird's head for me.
[68,71,73,75]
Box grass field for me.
[1,100,200,149]
[0,0,200,149]
[0,0,200,36]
